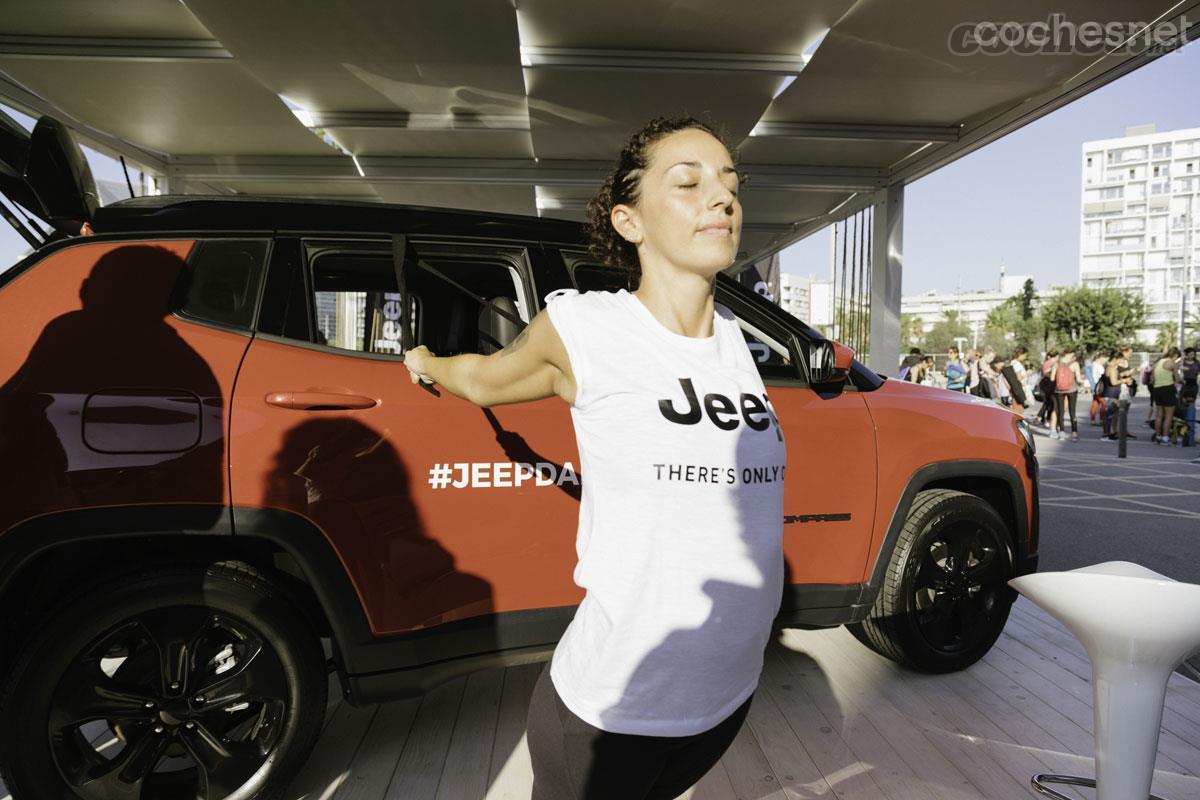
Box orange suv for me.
[0,116,1039,800]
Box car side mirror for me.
[809,340,855,383]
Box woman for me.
[1050,347,1085,441]
[1151,346,1182,444]
[945,346,968,392]
[1000,351,1027,414]
[1036,348,1059,429]
[404,117,784,800]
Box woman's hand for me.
[404,345,437,386]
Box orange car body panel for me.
[230,337,881,636]
[861,379,1032,571]
[0,240,248,534]
[1,236,1033,642]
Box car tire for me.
[0,560,327,800]
[846,488,1016,673]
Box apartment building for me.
[1080,124,1200,341]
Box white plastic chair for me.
[1008,562,1200,800]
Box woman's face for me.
[613,128,741,277]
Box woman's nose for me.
[709,182,735,209]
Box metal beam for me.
[749,121,960,143]
[0,34,231,61]
[745,165,886,192]
[868,184,903,375]
[168,155,882,191]
[307,111,531,131]
[519,46,808,75]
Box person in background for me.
[1001,352,1027,414]
[1142,357,1158,427]
[1179,346,1198,401]
[979,348,1000,400]
[1180,347,1200,448]
[1037,348,1059,429]
[945,346,968,392]
[897,347,922,381]
[1088,352,1109,425]
[1151,346,1181,445]
[917,355,939,387]
[1050,347,1085,441]
[992,355,1010,407]
[1103,348,1139,440]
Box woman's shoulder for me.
[543,287,625,312]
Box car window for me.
[405,253,529,356]
[293,241,529,358]
[307,250,409,354]
[172,239,269,331]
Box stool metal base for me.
[1031,773,1169,800]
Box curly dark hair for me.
[586,116,738,289]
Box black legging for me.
[526,661,753,800]
[1038,380,1055,422]
[1055,391,1078,434]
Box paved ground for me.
[1022,394,1200,680]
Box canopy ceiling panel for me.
[0,58,332,156]
[0,0,211,39]
[739,188,853,225]
[0,0,1191,268]
[182,0,528,117]
[327,128,533,159]
[735,229,781,262]
[370,183,536,217]
[525,69,781,160]
[736,137,921,169]
[763,0,1173,127]
[515,0,853,52]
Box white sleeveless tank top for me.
[544,287,787,736]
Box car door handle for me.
[265,391,379,410]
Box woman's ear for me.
[611,203,643,245]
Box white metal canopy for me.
[0,0,1195,266]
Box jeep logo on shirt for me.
[659,377,782,440]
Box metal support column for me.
[868,182,903,375]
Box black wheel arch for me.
[860,459,1038,613]
[0,505,338,686]
[0,504,571,704]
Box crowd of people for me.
[896,344,1200,447]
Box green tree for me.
[981,298,1021,354]
[1155,321,1179,353]
[899,313,925,350]
[1020,278,1037,320]
[1040,286,1145,355]
[982,291,1049,356]
[921,309,971,354]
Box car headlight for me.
[1016,418,1036,455]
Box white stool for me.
[1008,562,1200,800]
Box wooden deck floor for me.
[277,598,1200,800]
[4,598,1199,799]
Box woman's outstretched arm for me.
[403,309,577,407]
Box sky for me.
[780,38,1200,296]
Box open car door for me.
[0,111,98,247]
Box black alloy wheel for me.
[847,488,1016,673]
[909,519,1008,656]
[0,561,326,800]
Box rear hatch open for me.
[0,110,98,249]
